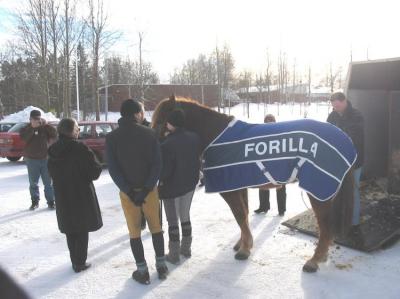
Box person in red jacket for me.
[20,110,57,210]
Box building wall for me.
[348,89,389,179]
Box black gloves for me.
[127,187,151,207]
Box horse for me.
[152,95,354,273]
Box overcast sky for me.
[1,0,400,82]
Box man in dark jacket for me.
[106,99,168,285]
[48,118,103,273]
[327,92,364,227]
[159,109,201,264]
[20,110,57,210]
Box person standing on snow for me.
[106,99,168,285]
[159,109,201,264]
[48,118,103,273]
[254,114,287,216]
[327,91,365,231]
[20,110,57,210]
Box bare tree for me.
[238,71,252,118]
[60,0,83,117]
[16,0,50,110]
[328,62,342,92]
[277,50,288,103]
[87,0,119,120]
[265,48,272,106]
[47,0,62,115]
[138,32,145,100]
[255,73,264,108]
[308,65,312,103]
[292,58,296,102]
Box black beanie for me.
[167,109,185,128]
[120,99,142,117]
[30,110,41,119]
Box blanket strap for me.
[256,161,278,185]
[287,158,306,183]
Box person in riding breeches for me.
[106,99,168,285]
[159,109,201,264]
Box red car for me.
[0,121,118,163]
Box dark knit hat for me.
[120,99,142,117]
[167,109,185,128]
[330,92,346,102]
[264,114,276,123]
[30,110,41,119]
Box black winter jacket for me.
[327,101,364,168]
[159,128,201,199]
[48,136,103,233]
[106,117,161,194]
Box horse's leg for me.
[221,189,253,260]
[232,192,252,252]
[303,195,333,273]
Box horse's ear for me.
[169,94,176,103]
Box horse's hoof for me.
[302,261,319,273]
[320,254,328,263]
[233,240,241,252]
[234,250,250,260]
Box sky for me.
[1,0,400,82]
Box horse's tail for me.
[330,168,354,237]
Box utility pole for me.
[105,56,108,121]
[76,48,80,121]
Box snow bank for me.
[0,106,59,123]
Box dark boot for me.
[132,270,150,285]
[72,263,91,273]
[166,241,180,264]
[255,190,270,214]
[47,201,55,210]
[277,185,286,216]
[180,236,192,258]
[29,200,39,211]
[254,207,267,214]
[156,256,168,280]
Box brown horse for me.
[152,95,354,273]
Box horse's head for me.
[152,94,179,139]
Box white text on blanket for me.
[244,138,318,158]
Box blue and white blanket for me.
[203,119,357,201]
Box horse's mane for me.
[152,96,233,126]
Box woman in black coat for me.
[48,118,103,273]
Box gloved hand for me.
[127,189,138,204]
[133,190,149,206]
[127,188,150,207]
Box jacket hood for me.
[118,116,138,127]
[48,136,77,161]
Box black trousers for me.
[258,185,286,214]
[66,232,89,266]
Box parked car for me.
[77,121,118,162]
[0,121,117,162]
[0,123,17,132]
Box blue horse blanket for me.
[203,119,357,201]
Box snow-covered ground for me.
[1,103,399,299]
